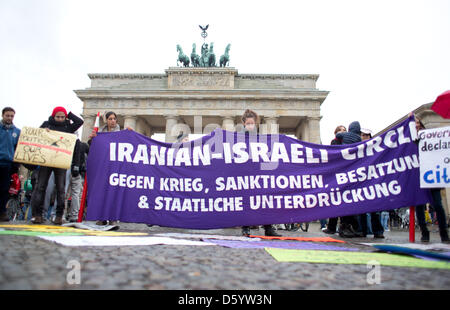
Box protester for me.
[89,111,126,226]
[0,107,21,222]
[66,139,84,222]
[356,128,385,238]
[332,121,363,237]
[411,114,449,243]
[323,125,347,235]
[88,111,122,142]
[380,211,390,231]
[240,109,281,237]
[30,107,83,225]
[330,125,346,145]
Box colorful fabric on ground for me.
[38,236,216,247]
[265,248,450,269]
[249,235,346,243]
[0,224,148,236]
[371,244,450,261]
[203,239,358,251]
[154,232,261,241]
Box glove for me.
[71,166,80,177]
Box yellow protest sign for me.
[13,126,77,169]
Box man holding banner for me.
[0,107,21,222]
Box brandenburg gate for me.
[75,27,328,143]
[75,67,329,143]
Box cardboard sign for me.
[13,127,77,169]
[418,126,450,188]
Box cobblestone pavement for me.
[0,221,449,290]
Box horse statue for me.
[190,43,200,67]
[208,42,216,67]
[220,44,231,67]
[176,44,190,67]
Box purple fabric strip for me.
[202,239,359,251]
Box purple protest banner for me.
[85,116,432,229]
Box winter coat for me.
[39,112,84,134]
[0,121,21,166]
[336,121,362,145]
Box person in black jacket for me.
[334,121,362,237]
[323,125,347,235]
[30,107,83,225]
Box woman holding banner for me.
[88,111,132,227]
[412,114,449,243]
[240,109,281,237]
[30,107,84,225]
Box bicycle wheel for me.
[6,198,21,221]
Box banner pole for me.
[77,177,87,222]
[409,206,415,242]
[77,112,100,223]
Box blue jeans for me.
[381,211,389,230]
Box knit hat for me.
[52,106,67,118]
[360,128,372,135]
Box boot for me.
[420,228,430,242]
[338,224,355,238]
[31,215,43,224]
[264,225,282,237]
[322,228,336,235]
[440,229,450,243]
[52,216,63,225]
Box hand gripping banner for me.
[86,116,432,229]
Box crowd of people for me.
[0,105,448,242]
[321,117,449,243]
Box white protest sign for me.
[418,126,450,188]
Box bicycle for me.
[5,173,24,222]
[6,196,23,221]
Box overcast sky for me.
[1,0,449,144]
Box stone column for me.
[263,117,279,134]
[222,116,235,132]
[135,117,152,137]
[124,115,137,131]
[164,115,179,143]
[81,115,95,142]
[295,118,308,141]
[307,116,322,144]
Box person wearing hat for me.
[30,107,83,225]
[360,128,372,140]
